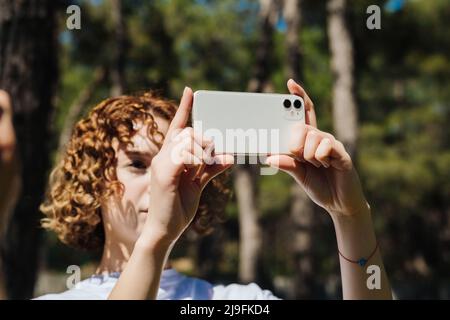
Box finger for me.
[160,147,202,179]
[181,149,203,167]
[179,133,216,181]
[289,123,309,160]
[168,138,200,171]
[171,131,211,163]
[177,127,213,148]
[189,140,214,181]
[184,137,210,162]
[289,124,335,156]
[315,138,332,168]
[287,79,317,127]
[329,140,353,171]
[166,87,193,139]
[192,140,216,181]
[265,154,306,182]
[199,154,234,189]
[303,130,322,168]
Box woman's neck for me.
[95,236,171,275]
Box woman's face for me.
[101,116,170,248]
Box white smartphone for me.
[192,90,305,156]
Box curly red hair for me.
[40,92,231,250]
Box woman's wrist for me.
[331,204,378,260]
[327,199,371,219]
[134,232,175,259]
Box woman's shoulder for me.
[212,282,280,300]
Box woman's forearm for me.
[108,236,173,300]
[331,208,392,299]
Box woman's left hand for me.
[265,80,369,218]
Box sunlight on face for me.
[101,116,170,247]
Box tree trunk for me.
[283,0,302,81]
[290,184,317,298]
[327,0,358,158]
[235,164,262,283]
[326,0,358,298]
[196,229,224,280]
[235,0,278,284]
[110,0,127,96]
[283,0,317,299]
[0,0,58,299]
[247,0,278,93]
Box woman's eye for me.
[130,159,147,170]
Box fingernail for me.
[183,86,192,95]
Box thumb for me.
[199,154,234,189]
[265,154,306,181]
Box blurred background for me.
[0,0,449,299]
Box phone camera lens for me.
[283,99,291,108]
[294,99,302,109]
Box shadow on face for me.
[100,116,170,253]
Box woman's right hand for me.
[139,87,233,248]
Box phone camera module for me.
[283,99,291,108]
[294,99,302,109]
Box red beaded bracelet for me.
[338,242,379,267]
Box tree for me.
[235,164,263,283]
[235,0,279,284]
[0,0,58,299]
[327,0,358,158]
[284,0,302,82]
[110,0,127,96]
[282,0,319,299]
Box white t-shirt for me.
[35,268,280,300]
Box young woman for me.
[36,80,392,300]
